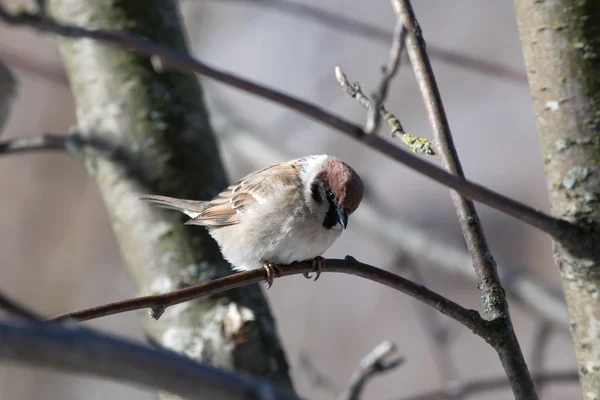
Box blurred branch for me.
[398,370,578,400]
[202,0,528,85]
[335,67,434,156]
[340,341,403,400]
[0,320,300,400]
[0,292,42,320]
[0,60,17,136]
[298,351,341,395]
[395,0,535,398]
[530,321,553,393]
[402,259,460,391]
[49,256,490,339]
[0,133,67,155]
[215,113,569,329]
[0,4,587,247]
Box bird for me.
[139,154,363,288]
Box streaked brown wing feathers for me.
[186,160,299,227]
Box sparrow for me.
[139,155,363,287]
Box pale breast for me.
[207,188,343,271]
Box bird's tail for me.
[139,194,208,219]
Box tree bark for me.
[514,1,600,397]
[48,0,293,397]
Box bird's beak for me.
[336,208,349,229]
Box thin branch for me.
[0,5,587,248]
[394,0,536,398]
[335,67,434,156]
[395,0,503,320]
[202,0,528,85]
[49,256,489,338]
[0,292,43,320]
[397,370,579,400]
[0,320,300,400]
[340,341,403,400]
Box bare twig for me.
[0,292,42,320]
[397,370,579,400]
[335,67,434,156]
[0,320,300,400]
[366,20,407,134]
[203,0,528,85]
[394,0,536,398]
[49,256,489,338]
[0,5,590,250]
[340,341,403,400]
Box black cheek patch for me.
[322,202,338,229]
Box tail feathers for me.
[139,194,208,219]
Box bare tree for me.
[0,0,593,399]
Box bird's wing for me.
[186,160,301,227]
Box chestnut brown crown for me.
[316,157,364,213]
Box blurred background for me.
[0,0,579,399]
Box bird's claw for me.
[262,261,282,289]
[303,256,326,282]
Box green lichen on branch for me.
[335,66,435,156]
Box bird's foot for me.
[303,256,326,281]
[261,260,282,289]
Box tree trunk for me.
[48,0,293,397]
[514,1,600,397]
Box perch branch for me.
[0,5,587,247]
[340,341,403,400]
[49,256,490,338]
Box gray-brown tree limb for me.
[0,320,299,400]
[46,0,293,397]
[395,0,536,398]
[515,0,600,396]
